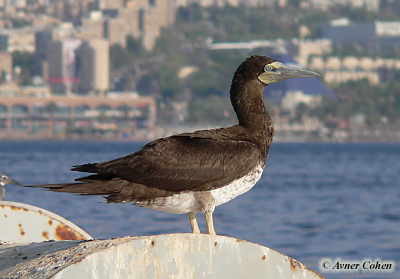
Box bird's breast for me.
[211,163,264,206]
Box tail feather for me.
[71,163,99,173]
[25,178,128,196]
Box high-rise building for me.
[81,11,105,40]
[79,39,109,94]
[47,38,110,95]
[104,17,127,47]
[98,0,124,9]
[47,39,82,94]
[0,52,12,82]
[122,0,176,50]
[34,30,53,77]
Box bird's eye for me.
[265,65,274,72]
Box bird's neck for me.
[230,79,273,129]
[230,79,274,151]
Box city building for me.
[0,93,157,139]
[81,11,105,40]
[47,38,110,95]
[76,0,176,50]
[34,30,53,78]
[320,19,400,54]
[0,27,36,52]
[47,39,82,94]
[104,17,127,47]
[79,39,110,94]
[309,56,400,84]
[0,52,12,82]
[123,0,176,50]
[175,0,286,7]
[300,0,380,11]
[98,0,124,10]
[288,39,333,66]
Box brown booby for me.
[27,56,320,234]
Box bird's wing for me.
[73,131,262,192]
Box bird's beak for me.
[258,62,321,85]
[10,179,22,186]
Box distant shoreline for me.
[1,134,399,144]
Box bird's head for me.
[234,55,320,86]
[0,173,22,187]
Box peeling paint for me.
[0,201,92,243]
[0,234,324,279]
[0,203,323,278]
[42,231,49,240]
[290,258,303,271]
[55,225,84,241]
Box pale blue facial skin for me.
[258,62,321,85]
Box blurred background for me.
[0,0,399,141]
[0,1,399,278]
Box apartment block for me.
[309,56,400,84]
[79,39,110,94]
[0,28,36,52]
[47,39,82,94]
[321,19,400,54]
[0,52,12,82]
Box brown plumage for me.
[27,56,320,234]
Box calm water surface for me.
[1,141,399,279]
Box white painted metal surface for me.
[0,201,92,243]
[0,234,323,279]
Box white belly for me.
[134,164,264,214]
[211,163,264,206]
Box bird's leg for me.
[205,212,216,235]
[188,212,201,234]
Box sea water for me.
[1,141,399,278]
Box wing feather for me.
[73,128,263,192]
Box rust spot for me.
[214,242,218,247]
[3,214,7,218]
[10,205,21,211]
[48,220,53,226]
[290,258,302,271]
[18,223,25,236]
[22,208,28,212]
[55,224,84,240]
[262,255,267,260]
[150,240,155,247]
[42,231,49,240]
